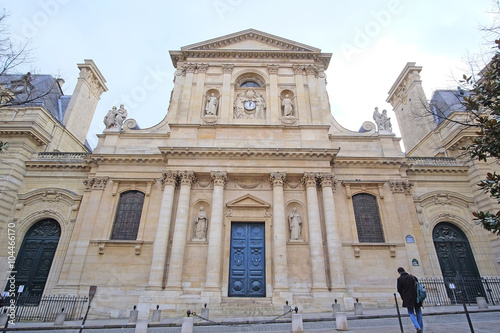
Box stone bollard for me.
[354,302,363,315]
[332,303,341,316]
[292,313,304,333]
[201,304,209,319]
[181,316,194,333]
[476,296,488,309]
[128,306,138,323]
[284,301,292,318]
[335,312,348,331]
[54,310,66,325]
[152,309,161,323]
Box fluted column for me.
[165,171,197,290]
[319,173,346,290]
[146,171,177,290]
[270,172,289,291]
[204,171,228,291]
[302,172,328,292]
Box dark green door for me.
[11,219,61,296]
[228,222,265,297]
[433,222,484,302]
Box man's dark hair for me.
[397,267,405,273]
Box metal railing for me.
[1,294,88,322]
[420,276,500,306]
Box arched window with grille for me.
[352,193,385,243]
[110,190,145,240]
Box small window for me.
[111,191,145,240]
[240,81,260,88]
[352,193,385,243]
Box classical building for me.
[1,30,499,319]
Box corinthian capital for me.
[269,172,286,187]
[178,170,197,186]
[211,171,228,187]
[161,171,178,187]
[301,172,318,187]
[267,64,279,74]
[83,176,109,190]
[222,64,234,74]
[319,173,336,191]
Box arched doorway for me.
[433,222,484,302]
[8,219,61,296]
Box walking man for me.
[397,267,423,333]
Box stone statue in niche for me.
[281,94,294,117]
[233,89,266,119]
[373,107,392,133]
[205,93,219,116]
[288,207,303,241]
[104,104,128,130]
[193,206,208,241]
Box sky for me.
[4,0,498,150]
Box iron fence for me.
[1,294,88,322]
[420,276,500,306]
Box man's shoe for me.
[416,328,422,333]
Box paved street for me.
[3,305,500,332]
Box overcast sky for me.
[4,0,497,150]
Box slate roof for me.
[0,73,69,124]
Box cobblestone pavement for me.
[6,311,500,332]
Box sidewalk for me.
[2,303,500,332]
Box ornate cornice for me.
[0,122,52,145]
[160,147,339,162]
[85,154,164,166]
[334,157,408,168]
[170,50,331,68]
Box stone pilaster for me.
[165,171,197,290]
[270,172,289,291]
[319,173,346,290]
[146,171,178,290]
[179,63,197,123]
[59,177,108,288]
[305,65,320,124]
[292,65,308,124]
[220,64,234,122]
[268,64,280,122]
[193,63,209,121]
[302,172,328,292]
[204,171,228,291]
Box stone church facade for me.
[1,29,499,318]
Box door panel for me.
[228,222,265,297]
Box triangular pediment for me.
[226,194,271,208]
[181,29,320,53]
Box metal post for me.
[394,293,404,333]
[460,291,475,333]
